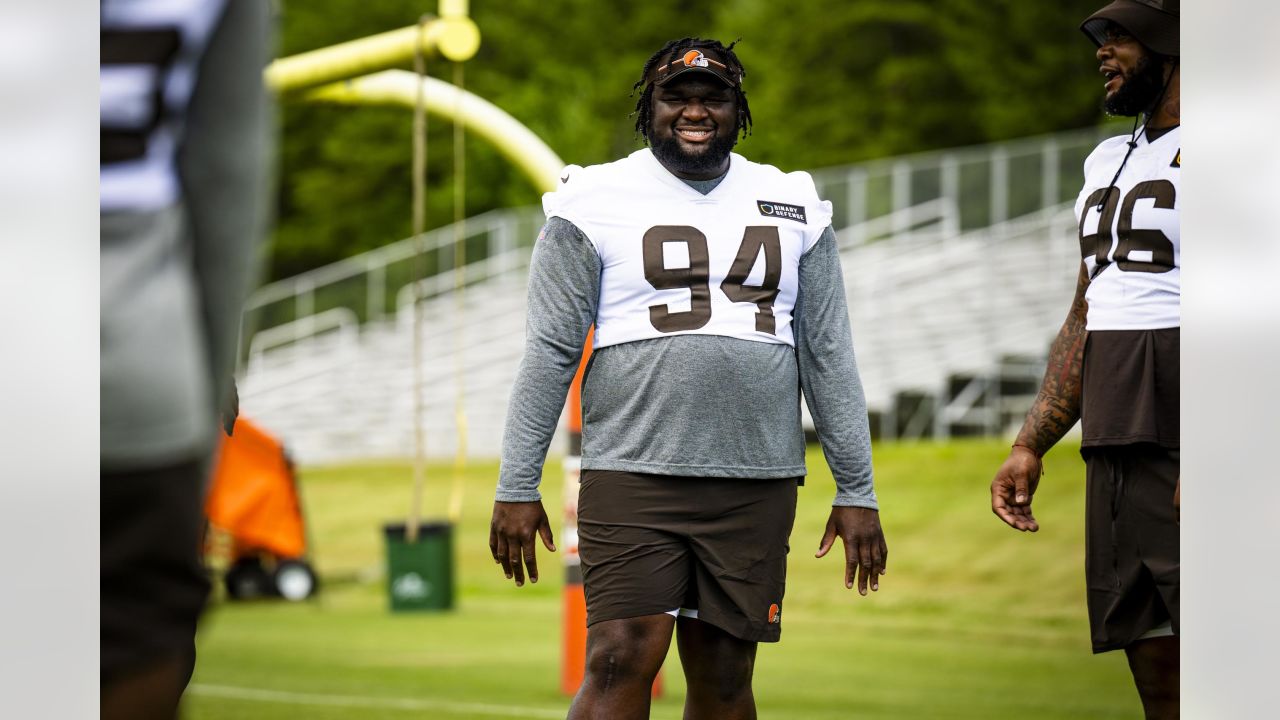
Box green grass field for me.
[186,439,1138,719]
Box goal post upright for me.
[264,2,620,690]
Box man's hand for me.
[816,506,887,596]
[489,500,556,587]
[221,376,239,437]
[991,447,1043,532]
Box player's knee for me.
[582,644,660,689]
[583,621,667,688]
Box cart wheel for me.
[273,560,318,601]
[224,557,273,600]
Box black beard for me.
[648,126,737,177]
[1104,53,1167,117]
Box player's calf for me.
[1125,635,1179,720]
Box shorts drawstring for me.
[1110,457,1125,588]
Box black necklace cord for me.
[1095,57,1178,212]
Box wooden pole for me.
[406,18,429,544]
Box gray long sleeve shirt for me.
[498,179,876,508]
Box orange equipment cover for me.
[205,417,306,559]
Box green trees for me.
[270,0,1108,280]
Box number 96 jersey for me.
[1074,127,1180,330]
[544,149,833,349]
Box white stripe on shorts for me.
[1137,620,1175,641]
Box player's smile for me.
[674,125,716,145]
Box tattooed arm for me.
[990,263,1089,532]
[1016,262,1090,453]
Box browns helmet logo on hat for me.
[682,50,709,68]
[649,45,743,88]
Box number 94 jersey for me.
[1074,127,1180,330]
[544,149,833,349]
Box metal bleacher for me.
[238,125,1119,464]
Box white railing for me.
[834,197,955,251]
[238,205,545,369]
[247,307,359,365]
[393,246,532,327]
[243,307,361,395]
[811,124,1119,238]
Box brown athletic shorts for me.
[577,469,798,643]
[101,460,212,683]
[1082,444,1179,653]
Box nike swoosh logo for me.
[560,174,570,184]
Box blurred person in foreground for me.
[100,1,271,718]
[490,37,885,719]
[989,1,1180,717]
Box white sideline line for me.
[189,683,566,719]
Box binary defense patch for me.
[756,200,807,224]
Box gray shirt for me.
[498,175,876,508]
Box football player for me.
[101,1,271,718]
[990,2,1180,717]
[490,38,886,719]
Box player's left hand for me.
[489,500,556,587]
[221,376,239,436]
[816,506,887,596]
[1174,476,1180,524]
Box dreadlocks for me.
[631,37,753,142]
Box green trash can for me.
[383,521,454,612]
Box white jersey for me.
[543,149,833,349]
[101,0,228,212]
[1074,126,1181,330]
